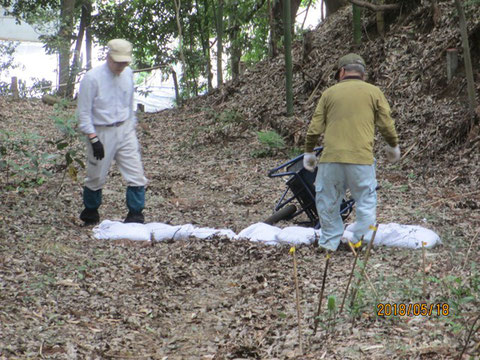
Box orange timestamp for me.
[376,303,450,317]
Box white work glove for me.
[303,152,317,172]
[385,145,401,163]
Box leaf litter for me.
[1,0,480,358]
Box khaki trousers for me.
[84,122,148,191]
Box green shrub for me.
[251,130,285,158]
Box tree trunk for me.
[376,0,385,37]
[214,0,224,87]
[284,0,293,116]
[66,1,88,98]
[171,67,181,106]
[353,4,362,46]
[270,0,302,57]
[11,77,19,99]
[57,0,75,98]
[376,10,385,37]
[431,0,441,27]
[229,1,241,81]
[173,0,188,101]
[301,0,314,31]
[268,0,277,57]
[454,0,477,114]
[85,0,93,70]
[199,0,213,92]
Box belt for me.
[96,121,125,128]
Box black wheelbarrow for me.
[264,147,355,228]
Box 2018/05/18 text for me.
[376,303,450,317]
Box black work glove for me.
[89,136,104,160]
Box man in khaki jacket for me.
[303,53,400,251]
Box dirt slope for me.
[1,0,479,359]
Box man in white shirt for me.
[77,39,148,225]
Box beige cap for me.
[107,39,133,62]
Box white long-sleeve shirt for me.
[77,63,135,135]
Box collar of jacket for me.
[341,75,363,81]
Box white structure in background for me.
[1,3,321,111]
[134,69,177,112]
[0,7,57,88]
[0,7,44,42]
[1,6,175,112]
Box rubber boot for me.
[80,187,102,225]
[125,186,145,223]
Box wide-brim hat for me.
[107,39,133,63]
[334,53,366,80]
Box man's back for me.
[318,79,397,164]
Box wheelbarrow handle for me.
[268,146,323,178]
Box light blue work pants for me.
[315,162,377,250]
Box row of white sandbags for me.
[93,220,441,249]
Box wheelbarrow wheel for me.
[263,204,297,225]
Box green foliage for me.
[1,0,62,55]
[48,101,85,182]
[208,109,245,141]
[0,129,54,189]
[0,99,85,191]
[93,0,177,67]
[252,130,286,158]
[0,41,20,96]
[436,270,479,334]
[1,0,314,100]
[29,78,53,97]
[258,130,285,149]
[176,108,245,149]
[0,41,19,73]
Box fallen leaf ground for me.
[0,94,479,359]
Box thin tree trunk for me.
[431,0,440,27]
[301,0,313,31]
[229,1,241,81]
[375,0,385,37]
[66,2,88,98]
[197,0,213,92]
[454,0,477,114]
[201,0,213,92]
[173,0,187,99]
[171,67,181,106]
[85,0,93,70]
[57,0,75,97]
[376,10,385,37]
[215,0,224,87]
[268,0,277,57]
[284,0,293,116]
[353,4,362,46]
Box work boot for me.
[80,208,100,226]
[124,211,145,224]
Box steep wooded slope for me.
[160,0,479,167]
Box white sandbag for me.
[236,223,281,244]
[93,220,150,241]
[93,220,441,250]
[171,224,195,241]
[191,227,236,240]
[145,222,181,242]
[344,223,441,249]
[275,226,321,245]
